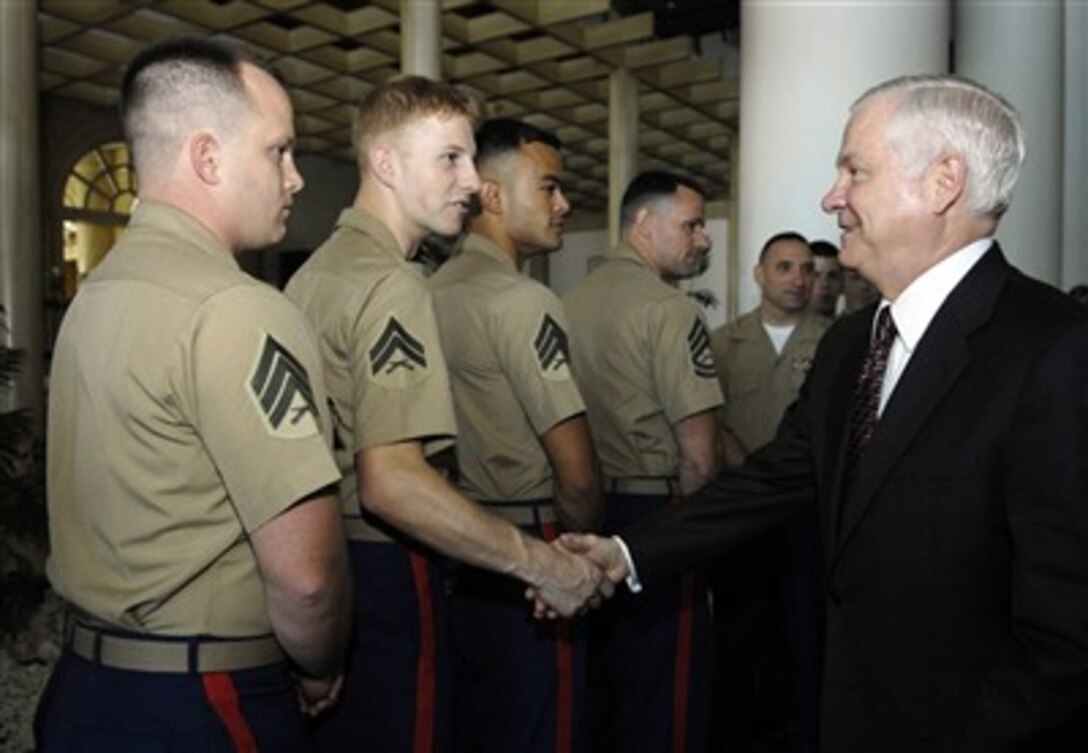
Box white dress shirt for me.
[878,238,992,415]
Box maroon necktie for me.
[845,306,897,477]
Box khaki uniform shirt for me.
[711,309,831,451]
[430,233,585,502]
[285,208,457,541]
[46,202,340,637]
[563,242,723,479]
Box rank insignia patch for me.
[369,316,428,388]
[688,318,717,379]
[248,334,320,439]
[534,313,572,381]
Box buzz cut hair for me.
[120,37,266,181]
[619,170,706,232]
[352,76,482,171]
[759,231,809,263]
[474,118,562,167]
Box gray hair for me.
[855,74,1025,219]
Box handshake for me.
[524,533,634,620]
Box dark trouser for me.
[591,492,713,753]
[450,506,587,753]
[314,539,452,753]
[35,651,310,752]
[711,505,823,753]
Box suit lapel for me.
[828,246,1011,570]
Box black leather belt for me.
[604,476,680,496]
[481,499,558,526]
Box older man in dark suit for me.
[559,74,1088,752]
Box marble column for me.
[956,0,1064,286]
[609,68,639,248]
[401,0,442,79]
[0,0,42,427]
[735,0,950,312]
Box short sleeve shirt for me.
[711,309,831,450]
[430,233,585,501]
[46,202,340,637]
[285,208,457,538]
[563,242,723,478]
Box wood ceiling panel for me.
[37,1,739,212]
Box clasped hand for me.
[524,533,632,619]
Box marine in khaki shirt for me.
[713,310,830,451]
[49,202,341,637]
[431,233,586,506]
[562,170,720,752]
[281,79,604,753]
[429,120,600,753]
[38,41,349,751]
[564,239,723,484]
[286,206,457,540]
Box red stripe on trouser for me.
[668,489,693,753]
[542,521,574,753]
[672,572,695,753]
[202,673,259,753]
[408,551,437,753]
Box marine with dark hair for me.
[431,116,601,752]
[37,37,351,751]
[564,169,720,752]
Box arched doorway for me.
[59,141,136,300]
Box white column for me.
[401,0,442,79]
[609,68,639,248]
[1062,0,1086,290]
[0,0,42,425]
[956,0,1063,287]
[736,0,949,312]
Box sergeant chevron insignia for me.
[688,318,717,378]
[247,333,320,439]
[369,316,428,388]
[534,313,572,381]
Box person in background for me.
[285,78,605,753]
[36,37,351,752]
[808,239,844,318]
[840,265,879,314]
[709,231,829,753]
[564,170,720,752]
[561,73,1088,752]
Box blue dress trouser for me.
[590,492,713,753]
[313,538,452,753]
[35,651,310,752]
[449,511,587,753]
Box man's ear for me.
[929,153,967,214]
[478,180,502,214]
[190,131,221,185]
[369,143,396,188]
[630,205,654,242]
[753,261,765,287]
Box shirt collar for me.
[335,206,406,262]
[462,232,517,269]
[881,237,993,353]
[608,240,652,270]
[130,200,238,269]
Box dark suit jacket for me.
[624,245,1088,752]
